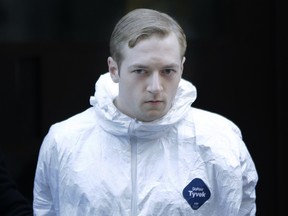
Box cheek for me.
[120,81,140,99]
[167,83,180,99]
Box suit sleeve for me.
[231,123,258,216]
[238,142,258,216]
[33,127,59,216]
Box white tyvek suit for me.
[33,72,258,216]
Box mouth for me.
[145,100,163,106]
[145,100,162,103]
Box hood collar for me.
[90,72,197,138]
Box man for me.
[33,8,258,215]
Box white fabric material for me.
[33,72,258,216]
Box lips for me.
[145,100,162,103]
[144,101,164,107]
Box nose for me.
[147,72,163,94]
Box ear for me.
[180,56,186,74]
[108,57,120,83]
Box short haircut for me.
[109,8,187,66]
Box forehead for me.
[122,33,181,59]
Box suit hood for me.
[89,72,197,138]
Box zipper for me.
[129,119,138,216]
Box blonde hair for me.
[109,8,187,66]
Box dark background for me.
[0,0,286,215]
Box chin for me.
[143,112,166,122]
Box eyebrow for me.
[128,63,179,70]
[164,63,179,68]
[127,65,149,71]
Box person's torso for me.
[53,108,242,216]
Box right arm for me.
[33,128,59,216]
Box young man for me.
[33,8,258,215]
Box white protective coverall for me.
[33,72,258,216]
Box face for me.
[108,33,185,122]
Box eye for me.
[133,69,147,74]
[162,68,176,75]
